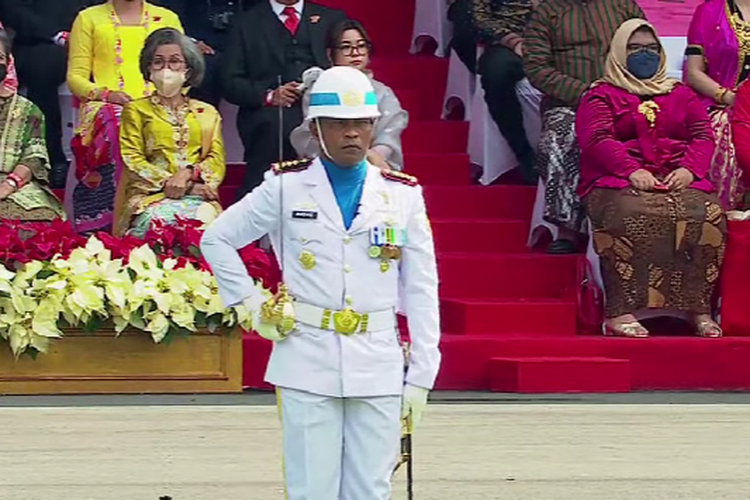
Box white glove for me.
[243,294,286,342]
[401,384,429,431]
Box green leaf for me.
[37,270,55,280]
[23,348,39,360]
[83,314,103,333]
[129,308,146,330]
[162,323,191,345]
[188,246,202,259]
[195,311,208,328]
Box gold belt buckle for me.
[333,307,362,335]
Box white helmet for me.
[307,66,381,121]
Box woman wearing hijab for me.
[576,19,726,338]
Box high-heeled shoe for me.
[695,320,723,338]
[603,321,649,338]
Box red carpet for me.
[57,0,750,393]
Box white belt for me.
[295,302,396,335]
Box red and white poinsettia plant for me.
[0,218,279,359]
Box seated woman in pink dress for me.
[576,19,726,338]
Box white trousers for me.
[277,387,402,500]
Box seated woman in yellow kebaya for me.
[114,28,225,238]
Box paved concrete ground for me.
[2,401,750,499]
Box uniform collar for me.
[269,0,304,17]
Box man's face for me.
[274,0,301,6]
[313,118,375,167]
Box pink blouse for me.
[576,82,715,198]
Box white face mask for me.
[151,68,187,98]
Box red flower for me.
[239,244,278,292]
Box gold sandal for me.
[603,321,649,338]
[695,320,723,338]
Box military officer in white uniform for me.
[201,66,441,500]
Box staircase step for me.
[438,253,579,299]
[489,357,631,393]
[441,298,577,335]
[392,88,424,121]
[403,121,469,154]
[433,219,528,253]
[424,185,536,219]
[370,56,448,119]
[405,154,472,186]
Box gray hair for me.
[140,28,205,87]
[0,29,12,57]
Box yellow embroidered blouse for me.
[67,2,183,100]
[114,96,226,236]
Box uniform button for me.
[344,236,352,244]
[345,296,353,305]
[344,265,352,273]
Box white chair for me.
[411,0,452,56]
[527,178,559,248]
[661,36,687,80]
[443,47,477,120]
[470,77,542,185]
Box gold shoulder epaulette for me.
[272,158,313,175]
[381,169,419,186]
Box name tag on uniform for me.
[292,210,318,220]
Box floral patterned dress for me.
[0,94,65,221]
[115,95,226,238]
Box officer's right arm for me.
[200,174,281,308]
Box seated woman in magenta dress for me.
[577,19,726,338]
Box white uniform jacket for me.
[201,158,441,398]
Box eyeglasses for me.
[151,58,186,71]
[626,43,660,53]
[336,41,371,57]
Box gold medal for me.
[392,247,402,261]
[368,245,382,258]
[298,250,316,270]
[380,260,390,273]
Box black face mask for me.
[0,64,8,84]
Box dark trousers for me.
[14,43,68,168]
[478,46,537,183]
[450,31,477,74]
[236,104,303,200]
[189,51,222,107]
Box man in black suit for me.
[222,0,347,199]
[0,0,93,188]
[150,0,248,107]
